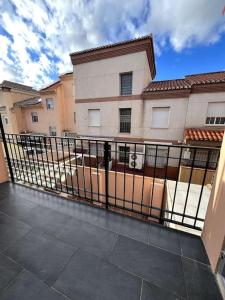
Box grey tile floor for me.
[0,182,223,300]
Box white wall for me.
[185,92,225,128]
[76,99,143,138]
[142,98,188,141]
[74,51,151,99]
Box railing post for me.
[0,113,14,183]
[104,141,109,209]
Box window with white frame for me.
[120,72,132,96]
[119,146,130,163]
[1,115,9,125]
[46,98,54,110]
[205,102,225,125]
[49,126,57,136]
[88,109,100,127]
[120,108,131,133]
[151,107,170,128]
[31,112,38,123]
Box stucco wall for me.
[186,92,225,128]
[74,51,151,99]
[202,134,225,272]
[0,142,9,183]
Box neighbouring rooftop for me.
[0,80,38,93]
[184,128,224,142]
[0,182,223,300]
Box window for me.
[88,109,100,127]
[120,108,131,133]
[119,146,130,163]
[46,98,54,110]
[2,116,9,125]
[74,112,76,123]
[146,146,168,168]
[151,107,170,128]
[31,112,38,123]
[120,72,132,95]
[206,102,225,125]
[49,126,57,136]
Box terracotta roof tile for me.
[145,79,191,92]
[144,71,225,93]
[184,129,224,142]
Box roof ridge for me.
[70,34,152,56]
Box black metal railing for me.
[0,125,220,231]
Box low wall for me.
[179,165,215,185]
[64,165,164,220]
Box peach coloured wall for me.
[64,165,164,218]
[0,142,9,183]
[202,134,225,272]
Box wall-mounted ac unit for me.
[129,152,143,170]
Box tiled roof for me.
[144,71,225,93]
[185,71,225,85]
[145,79,191,92]
[0,80,37,93]
[70,34,153,56]
[184,128,224,142]
[14,97,42,108]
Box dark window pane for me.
[206,117,210,124]
[209,117,215,124]
[221,117,225,124]
[119,146,130,163]
[120,108,131,133]
[215,117,221,124]
[120,73,132,95]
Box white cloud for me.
[0,0,224,88]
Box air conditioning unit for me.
[129,152,143,170]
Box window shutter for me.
[88,109,100,126]
[152,107,170,128]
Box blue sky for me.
[0,0,225,88]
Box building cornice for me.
[76,94,142,103]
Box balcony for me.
[0,182,223,299]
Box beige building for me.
[0,81,39,134]
[0,72,75,137]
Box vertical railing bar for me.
[150,145,158,217]
[19,135,30,184]
[81,139,87,199]
[141,144,147,214]
[25,136,34,185]
[182,148,197,224]
[73,139,80,197]
[55,137,63,192]
[28,136,39,187]
[88,140,93,200]
[39,137,48,188]
[14,134,26,183]
[96,141,100,203]
[67,138,74,195]
[171,147,183,220]
[114,142,117,207]
[131,143,137,212]
[160,146,170,223]
[11,134,22,181]
[49,137,58,191]
[123,143,127,209]
[193,149,212,227]
[61,137,69,194]
[33,136,43,187]
[104,141,109,209]
[9,134,21,180]
[44,137,53,189]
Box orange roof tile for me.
[184,129,224,142]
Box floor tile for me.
[182,258,223,300]
[0,253,22,291]
[0,270,68,300]
[57,217,118,258]
[148,223,181,255]
[141,280,184,300]
[54,249,141,300]
[0,212,31,252]
[4,229,75,285]
[109,235,186,298]
[18,205,73,236]
[94,211,150,243]
[180,232,209,264]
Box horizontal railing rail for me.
[0,129,220,231]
